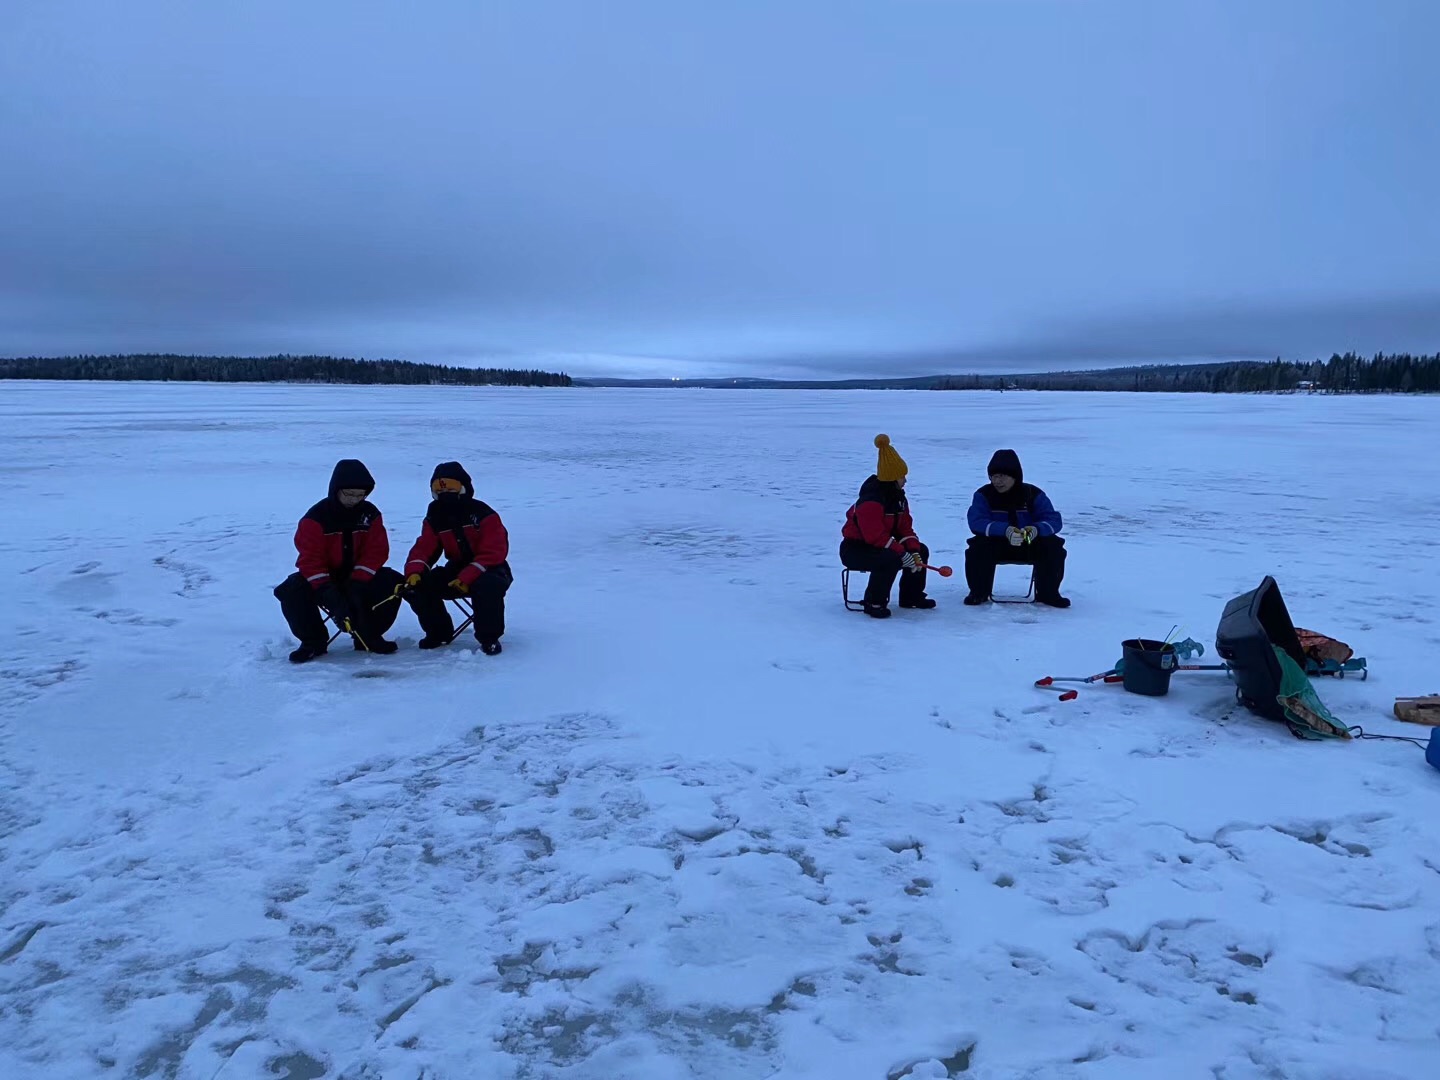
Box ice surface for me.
[1,382,1438,1078]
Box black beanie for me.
[987,449,1023,483]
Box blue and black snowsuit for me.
[965,449,1068,605]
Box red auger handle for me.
[1034,681,1079,701]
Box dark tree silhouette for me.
[0,354,571,387]
[930,353,1440,394]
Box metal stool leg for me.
[842,569,866,611]
[449,596,475,638]
[991,566,1036,604]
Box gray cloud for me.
[2,1,1437,376]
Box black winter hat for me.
[986,449,1023,483]
[430,460,474,498]
[328,459,376,499]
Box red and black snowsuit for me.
[295,461,390,591]
[402,461,513,645]
[275,459,402,647]
[839,475,930,609]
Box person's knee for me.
[413,569,448,595]
[274,573,309,601]
[968,536,1003,560]
[362,571,397,596]
[472,572,508,598]
[379,571,406,596]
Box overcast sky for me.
[3,0,1437,378]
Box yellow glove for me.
[449,578,469,595]
[406,572,423,588]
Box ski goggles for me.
[431,476,466,495]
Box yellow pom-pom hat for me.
[873,433,908,482]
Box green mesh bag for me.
[1273,644,1350,740]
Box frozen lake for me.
[2,381,1438,1079]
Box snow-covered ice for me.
[2,382,1438,1079]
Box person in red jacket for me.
[274,458,403,662]
[399,461,513,654]
[839,434,934,618]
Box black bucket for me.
[1121,639,1178,696]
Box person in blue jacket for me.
[964,449,1069,607]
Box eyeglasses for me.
[337,488,368,504]
[431,477,466,495]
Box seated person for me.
[964,449,1069,608]
[400,461,513,655]
[838,434,934,618]
[274,458,403,662]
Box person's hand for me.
[395,572,423,597]
[902,551,923,572]
[449,578,469,595]
[1021,525,1038,544]
[1006,526,1024,547]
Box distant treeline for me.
[0,353,571,387]
[933,352,1440,394]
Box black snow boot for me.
[479,640,503,656]
[418,634,452,650]
[289,642,328,664]
[354,636,400,654]
[899,597,937,610]
[963,593,990,606]
[862,602,892,619]
[1036,594,1072,609]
